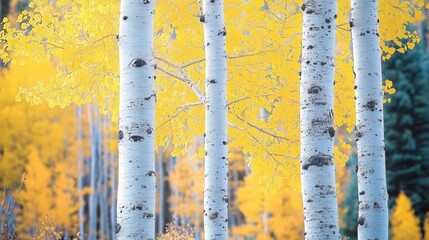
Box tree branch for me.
[181,50,273,69]
[155,56,206,104]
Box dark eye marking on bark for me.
[350,21,354,28]
[222,141,227,145]
[328,127,335,138]
[359,191,365,195]
[209,212,219,220]
[334,14,337,19]
[115,223,121,234]
[144,93,156,101]
[306,9,314,14]
[320,61,327,66]
[129,58,147,67]
[301,3,306,11]
[118,130,124,140]
[373,202,380,209]
[358,217,365,225]
[199,14,205,23]
[307,45,314,50]
[218,27,227,36]
[146,171,156,177]
[131,204,144,210]
[142,213,154,218]
[130,135,144,141]
[222,196,229,203]
[123,16,128,20]
[209,79,217,84]
[363,100,377,111]
[325,18,331,23]
[311,118,326,126]
[302,153,333,170]
[146,127,153,134]
[308,86,322,94]
[142,0,150,4]
[210,0,215,2]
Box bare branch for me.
[234,114,291,141]
[181,50,273,69]
[155,57,206,104]
[227,94,274,107]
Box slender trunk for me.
[87,104,98,240]
[300,0,340,239]
[76,106,85,238]
[117,0,156,238]
[202,0,229,239]
[157,151,164,234]
[109,147,116,240]
[350,1,388,239]
[100,117,109,239]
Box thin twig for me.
[235,114,290,141]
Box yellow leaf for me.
[385,79,393,88]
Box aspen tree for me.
[300,0,340,239]
[76,106,85,237]
[116,0,156,238]
[350,1,388,239]
[201,0,229,238]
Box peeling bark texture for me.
[117,0,156,239]
[202,0,229,239]
[351,1,388,239]
[300,0,340,239]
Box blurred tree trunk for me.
[76,106,85,238]
[87,104,98,240]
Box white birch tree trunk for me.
[109,148,117,240]
[300,1,340,239]
[202,0,229,239]
[87,104,98,240]
[350,1,388,239]
[117,0,156,239]
[76,106,85,238]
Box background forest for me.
[0,0,429,239]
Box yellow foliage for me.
[391,192,422,240]
[0,0,423,191]
[0,61,79,237]
[234,166,304,239]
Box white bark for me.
[87,104,98,240]
[117,0,156,239]
[100,117,109,238]
[76,106,85,238]
[109,147,117,240]
[202,0,229,239]
[300,1,340,239]
[350,1,388,239]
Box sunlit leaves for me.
[0,0,424,191]
[382,79,397,103]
